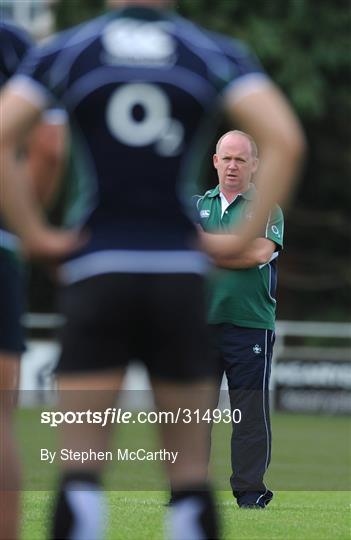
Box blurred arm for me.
[0,88,80,259]
[0,89,43,237]
[27,116,67,208]
[224,82,306,242]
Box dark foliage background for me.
[29,0,351,322]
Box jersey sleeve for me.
[6,15,109,110]
[8,44,63,109]
[191,195,203,224]
[208,32,271,97]
[0,23,33,85]
[5,26,78,110]
[265,205,284,250]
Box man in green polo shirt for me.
[195,130,284,509]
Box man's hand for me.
[20,225,86,261]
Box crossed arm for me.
[199,231,277,269]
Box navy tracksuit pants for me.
[211,323,274,497]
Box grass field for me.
[15,408,351,539]
[21,490,350,539]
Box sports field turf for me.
[16,408,350,539]
[21,490,350,539]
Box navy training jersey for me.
[0,22,33,252]
[9,6,270,283]
[0,21,32,86]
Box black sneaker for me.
[237,489,273,509]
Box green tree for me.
[54,0,104,29]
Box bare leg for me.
[152,378,219,539]
[57,368,125,471]
[0,353,21,540]
[152,377,217,487]
[50,368,124,540]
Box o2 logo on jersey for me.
[271,225,281,238]
[106,83,184,157]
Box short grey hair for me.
[215,130,258,158]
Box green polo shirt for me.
[195,184,284,331]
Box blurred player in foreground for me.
[0,0,305,538]
[0,21,66,540]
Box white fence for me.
[272,321,350,414]
[20,315,351,412]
